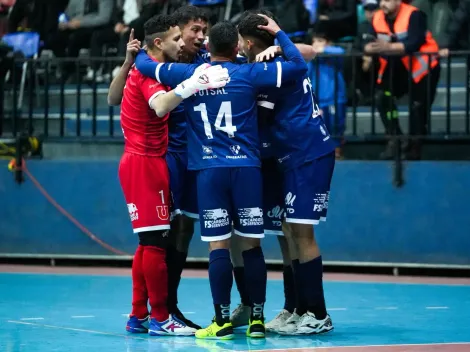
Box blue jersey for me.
[139,31,307,170]
[257,92,276,159]
[260,56,337,171]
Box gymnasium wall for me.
[1,159,469,267]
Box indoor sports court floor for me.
[0,265,469,352]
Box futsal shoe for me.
[195,320,234,340]
[296,312,334,335]
[171,306,202,330]
[230,304,251,327]
[265,309,292,333]
[246,319,265,338]
[277,310,301,335]
[148,314,196,336]
[126,315,150,333]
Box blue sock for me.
[299,256,327,319]
[292,259,307,315]
[233,267,250,306]
[282,265,296,313]
[209,249,233,325]
[242,246,267,320]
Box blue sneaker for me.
[148,314,197,336]
[126,315,149,333]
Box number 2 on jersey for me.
[303,78,321,118]
[194,101,237,139]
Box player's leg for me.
[229,234,252,327]
[165,151,200,329]
[195,167,235,340]
[279,153,335,335]
[118,154,194,336]
[232,167,267,338]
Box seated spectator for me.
[44,0,113,83]
[86,0,163,82]
[7,0,66,42]
[308,29,347,158]
[365,0,440,160]
[411,0,452,45]
[439,0,470,56]
[315,0,357,42]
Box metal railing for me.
[0,51,469,142]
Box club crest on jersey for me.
[156,205,169,220]
[230,145,240,155]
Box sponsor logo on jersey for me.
[267,205,284,227]
[127,203,138,221]
[313,192,329,212]
[226,145,247,159]
[285,192,296,214]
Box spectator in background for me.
[7,0,66,42]
[86,0,163,82]
[315,0,357,42]
[439,0,470,56]
[276,0,311,43]
[308,28,347,158]
[45,0,113,83]
[365,0,440,160]
[411,0,452,45]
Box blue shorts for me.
[283,152,335,225]
[197,167,264,242]
[262,158,284,236]
[166,151,198,220]
[320,103,347,137]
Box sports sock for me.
[292,259,307,316]
[282,265,296,313]
[233,266,250,306]
[131,245,148,319]
[166,245,187,312]
[209,249,233,326]
[142,246,169,322]
[299,256,327,319]
[242,246,267,321]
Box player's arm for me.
[144,66,230,116]
[108,29,140,106]
[251,15,308,88]
[255,43,316,62]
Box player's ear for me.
[154,37,163,50]
[247,39,254,50]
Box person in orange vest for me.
[364,0,440,160]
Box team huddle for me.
[109,5,336,340]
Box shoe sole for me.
[195,334,234,340]
[298,326,334,335]
[126,326,148,333]
[148,330,195,336]
[247,332,265,338]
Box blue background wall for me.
[1,160,469,266]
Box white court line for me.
[121,314,129,317]
[426,306,449,309]
[374,307,398,310]
[20,317,44,321]
[71,315,95,318]
[181,312,195,314]
[243,341,470,352]
[329,308,348,311]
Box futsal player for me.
[117,14,229,336]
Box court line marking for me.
[20,317,44,320]
[241,342,470,352]
[329,308,348,311]
[71,315,95,318]
[181,312,195,314]
[426,306,449,309]
[374,307,398,310]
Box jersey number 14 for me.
[194,102,237,139]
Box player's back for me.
[121,66,169,157]
[262,56,337,170]
[184,61,260,170]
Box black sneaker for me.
[171,306,202,330]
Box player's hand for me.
[125,29,141,66]
[175,64,230,99]
[256,45,280,62]
[257,14,281,35]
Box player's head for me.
[380,0,401,16]
[208,21,239,61]
[173,5,209,56]
[144,14,185,62]
[237,11,276,62]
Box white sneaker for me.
[296,312,334,335]
[277,311,301,335]
[148,314,196,336]
[230,304,251,327]
[265,309,292,332]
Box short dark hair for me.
[238,8,279,25]
[238,12,275,49]
[173,5,209,27]
[144,14,178,48]
[209,21,238,58]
